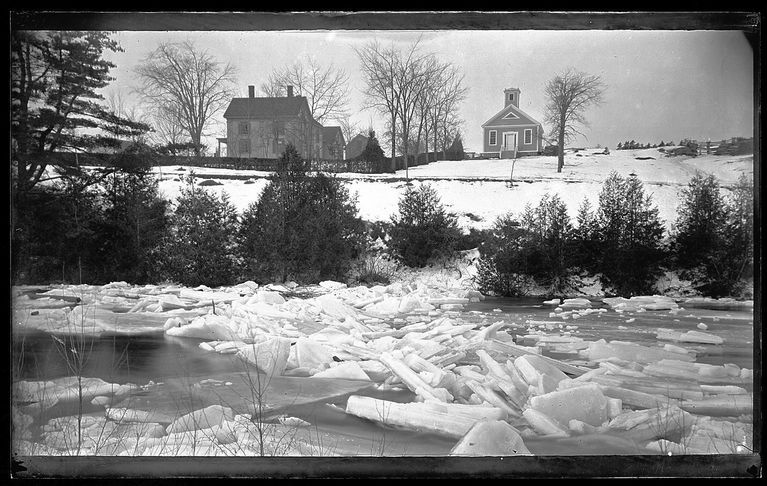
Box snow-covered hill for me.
[153,148,754,231]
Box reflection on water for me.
[13,330,244,384]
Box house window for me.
[239,139,250,155]
[239,122,249,135]
[489,130,497,146]
[524,129,532,145]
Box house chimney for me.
[504,87,520,108]
[287,86,294,97]
[248,85,255,98]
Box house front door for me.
[501,132,518,158]
[503,132,518,151]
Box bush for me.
[238,144,366,283]
[158,175,239,287]
[682,173,753,297]
[594,172,666,295]
[388,183,462,268]
[571,198,601,272]
[90,163,168,284]
[475,215,536,296]
[518,194,575,292]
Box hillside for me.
[153,147,754,232]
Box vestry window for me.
[489,130,497,146]
[524,129,532,145]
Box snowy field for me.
[153,148,754,231]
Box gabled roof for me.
[322,126,344,145]
[223,96,310,119]
[482,103,541,128]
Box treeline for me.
[13,145,367,286]
[475,172,754,298]
[617,140,675,150]
[11,145,754,298]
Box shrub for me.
[388,183,462,268]
[594,172,666,295]
[359,130,388,173]
[238,144,366,283]
[571,198,601,272]
[690,174,754,297]
[475,214,536,296]
[518,194,575,292]
[158,175,239,287]
[91,162,169,284]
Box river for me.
[12,295,755,457]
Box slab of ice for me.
[603,295,679,312]
[528,383,608,427]
[311,361,371,381]
[319,280,347,291]
[522,408,569,437]
[656,329,724,345]
[165,313,239,341]
[560,298,591,309]
[608,405,694,441]
[292,337,336,370]
[165,404,235,434]
[450,420,530,456]
[345,395,505,439]
[580,339,695,363]
[235,337,292,377]
[514,354,569,395]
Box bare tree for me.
[261,56,350,124]
[356,41,400,172]
[148,103,188,151]
[134,41,237,156]
[338,116,363,147]
[544,68,606,172]
[105,89,151,145]
[426,64,467,161]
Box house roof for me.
[322,126,344,145]
[223,96,310,119]
[482,103,542,128]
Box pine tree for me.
[159,178,239,287]
[595,172,665,295]
[360,130,387,172]
[12,31,150,195]
[389,184,462,267]
[239,144,365,282]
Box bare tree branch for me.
[544,68,606,172]
[260,55,350,124]
[134,41,237,156]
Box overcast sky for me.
[101,29,754,153]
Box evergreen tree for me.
[595,172,665,295]
[92,150,169,284]
[475,214,534,296]
[359,130,388,172]
[239,144,366,282]
[519,194,574,292]
[159,176,239,287]
[11,30,150,196]
[617,142,623,150]
[572,198,600,272]
[672,172,729,270]
[389,183,462,267]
